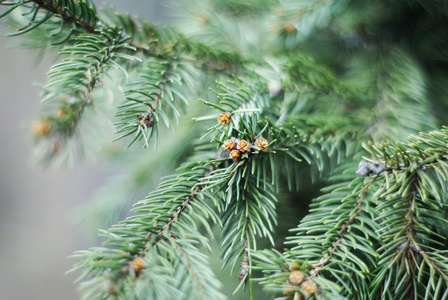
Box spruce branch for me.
[3,0,448,299]
[72,157,225,299]
[30,0,97,33]
[1,0,98,37]
[31,27,137,157]
[358,128,448,298]
[115,58,197,148]
[308,194,365,280]
[252,160,379,299]
[150,183,200,246]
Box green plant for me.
[2,0,448,299]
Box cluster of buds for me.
[222,136,269,161]
[282,262,318,299]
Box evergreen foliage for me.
[2,0,448,299]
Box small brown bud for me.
[296,293,305,300]
[300,280,317,295]
[222,139,236,150]
[236,139,251,153]
[284,23,296,33]
[229,150,241,160]
[289,271,305,285]
[57,108,66,116]
[254,137,268,150]
[137,113,153,126]
[32,119,51,136]
[218,112,231,125]
[237,267,247,281]
[129,257,145,272]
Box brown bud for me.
[218,112,231,125]
[237,267,247,281]
[300,280,318,295]
[222,139,236,150]
[229,150,240,160]
[284,23,296,33]
[236,139,251,153]
[289,271,305,285]
[32,119,51,136]
[129,257,145,272]
[137,113,153,126]
[254,137,268,150]
[57,108,66,116]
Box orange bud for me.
[284,23,296,33]
[236,139,250,153]
[254,137,268,150]
[32,119,51,136]
[218,112,231,125]
[289,271,305,285]
[223,139,236,150]
[229,150,240,160]
[129,257,145,272]
[300,280,317,295]
[57,108,66,116]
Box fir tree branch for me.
[30,0,97,33]
[151,184,200,245]
[33,28,137,144]
[115,58,196,148]
[252,161,379,299]
[358,128,448,298]
[1,0,98,37]
[308,195,364,279]
[72,157,226,299]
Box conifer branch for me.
[151,185,199,245]
[71,157,225,299]
[115,58,195,148]
[358,128,448,298]
[30,0,97,32]
[309,195,364,279]
[33,28,137,146]
[3,1,448,299]
[1,0,98,37]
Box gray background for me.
[0,1,166,299]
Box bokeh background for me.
[0,1,167,299]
